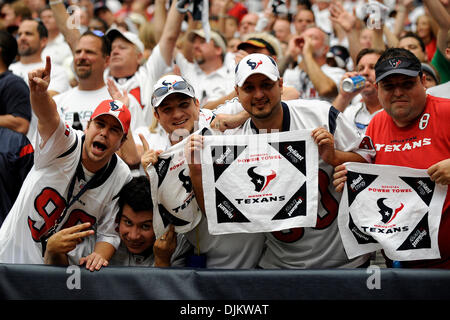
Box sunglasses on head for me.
[151,80,193,104]
[153,81,190,97]
[91,29,105,37]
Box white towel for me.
[147,138,202,239]
[338,162,447,261]
[201,129,319,235]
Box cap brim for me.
[376,69,420,83]
[237,41,266,51]
[91,112,126,133]
[153,90,195,108]
[237,72,278,87]
[105,29,122,42]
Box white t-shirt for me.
[54,85,145,132]
[175,52,235,106]
[283,64,345,101]
[426,82,450,99]
[232,99,375,269]
[0,119,132,264]
[41,33,73,67]
[9,60,71,148]
[343,102,383,136]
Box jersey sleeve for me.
[34,118,79,170]
[334,111,375,162]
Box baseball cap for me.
[90,100,131,135]
[421,63,440,84]
[326,45,350,69]
[238,32,283,60]
[375,56,421,83]
[106,28,144,53]
[235,53,280,87]
[188,29,227,54]
[151,75,196,108]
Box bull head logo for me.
[178,169,192,193]
[377,198,404,224]
[247,166,276,192]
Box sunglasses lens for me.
[172,81,188,90]
[153,86,169,97]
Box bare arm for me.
[423,0,450,30]
[151,0,167,44]
[28,56,60,146]
[0,115,29,135]
[301,42,338,99]
[158,0,186,66]
[423,0,450,55]
[329,0,361,63]
[312,127,367,167]
[49,1,81,55]
[202,91,237,110]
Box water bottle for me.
[72,112,83,131]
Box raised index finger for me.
[139,133,150,152]
[44,56,51,76]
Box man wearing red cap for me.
[0,57,132,270]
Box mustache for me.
[76,60,91,66]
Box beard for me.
[18,44,38,57]
[75,64,92,79]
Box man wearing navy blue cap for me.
[334,47,450,269]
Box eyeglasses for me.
[151,81,193,105]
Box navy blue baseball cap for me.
[375,56,421,83]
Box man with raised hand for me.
[0,57,132,270]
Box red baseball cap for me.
[90,100,131,135]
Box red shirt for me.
[366,95,450,268]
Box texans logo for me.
[388,58,402,68]
[247,166,276,192]
[178,169,192,193]
[162,80,178,88]
[109,101,120,111]
[247,59,263,70]
[377,197,404,224]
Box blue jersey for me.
[0,127,33,226]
